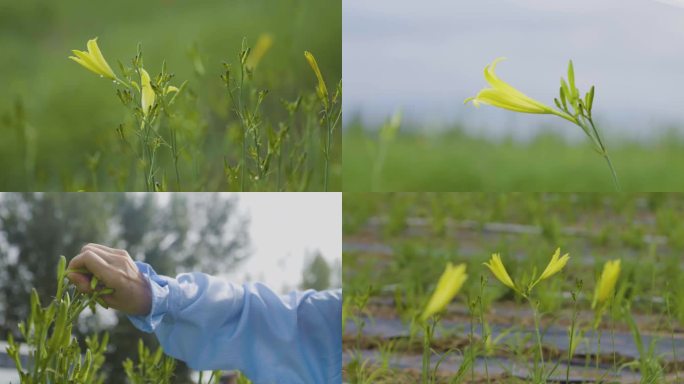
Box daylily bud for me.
[246,33,273,70]
[483,253,516,291]
[140,68,155,116]
[592,259,621,309]
[304,51,329,108]
[421,262,468,321]
[532,248,570,288]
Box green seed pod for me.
[95,297,108,309]
[57,255,66,280]
[100,288,115,295]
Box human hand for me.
[67,243,152,316]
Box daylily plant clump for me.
[70,38,180,118]
[6,256,225,384]
[304,50,342,191]
[416,248,624,382]
[6,256,112,383]
[484,248,570,297]
[466,58,619,190]
[66,37,340,192]
[341,194,683,382]
[70,37,183,192]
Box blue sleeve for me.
[127,262,342,384]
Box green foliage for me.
[6,256,234,384]
[300,251,332,291]
[343,128,684,192]
[343,193,684,381]
[123,340,177,384]
[6,256,110,384]
[0,193,251,382]
[0,0,341,191]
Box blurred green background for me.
[0,0,341,191]
[343,122,684,192]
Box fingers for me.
[66,271,91,292]
[81,243,127,259]
[67,251,112,291]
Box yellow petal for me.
[466,58,575,122]
[246,33,273,69]
[86,38,116,80]
[421,263,468,321]
[304,51,329,107]
[484,253,516,291]
[483,58,534,102]
[164,85,179,95]
[473,89,549,114]
[484,58,555,113]
[536,248,570,283]
[140,68,155,116]
[69,53,102,77]
[592,259,621,308]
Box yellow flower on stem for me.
[304,51,329,108]
[140,68,155,117]
[592,259,621,309]
[421,262,468,321]
[483,253,516,292]
[531,248,570,288]
[465,58,574,122]
[246,33,273,70]
[69,38,117,81]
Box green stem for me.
[478,283,490,383]
[665,293,679,382]
[239,63,246,192]
[171,126,181,191]
[422,321,433,383]
[141,118,154,192]
[596,329,602,372]
[372,141,387,192]
[469,301,475,383]
[566,297,578,383]
[324,110,332,192]
[602,153,620,191]
[576,117,620,191]
[587,117,620,191]
[277,145,283,191]
[528,298,545,378]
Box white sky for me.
[227,192,342,292]
[0,192,342,293]
[343,0,684,140]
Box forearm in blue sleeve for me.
[127,262,342,384]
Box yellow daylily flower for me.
[69,38,117,81]
[140,68,155,116]
[246,33,273,70]
[304,51,329,107]
[421,262,468,321]
[592,259,621,309]
[532,248,570,288]
[483,253,516,291]
[465,58,574,122]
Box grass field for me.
[343,193,684,383]
[343,125,684,192]
[0,0,341,191]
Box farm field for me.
[343,193,684,383]
[342,127,684,192]
[0,0,341,191]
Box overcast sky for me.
[344,0,684,140]
[231,192,341,292]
